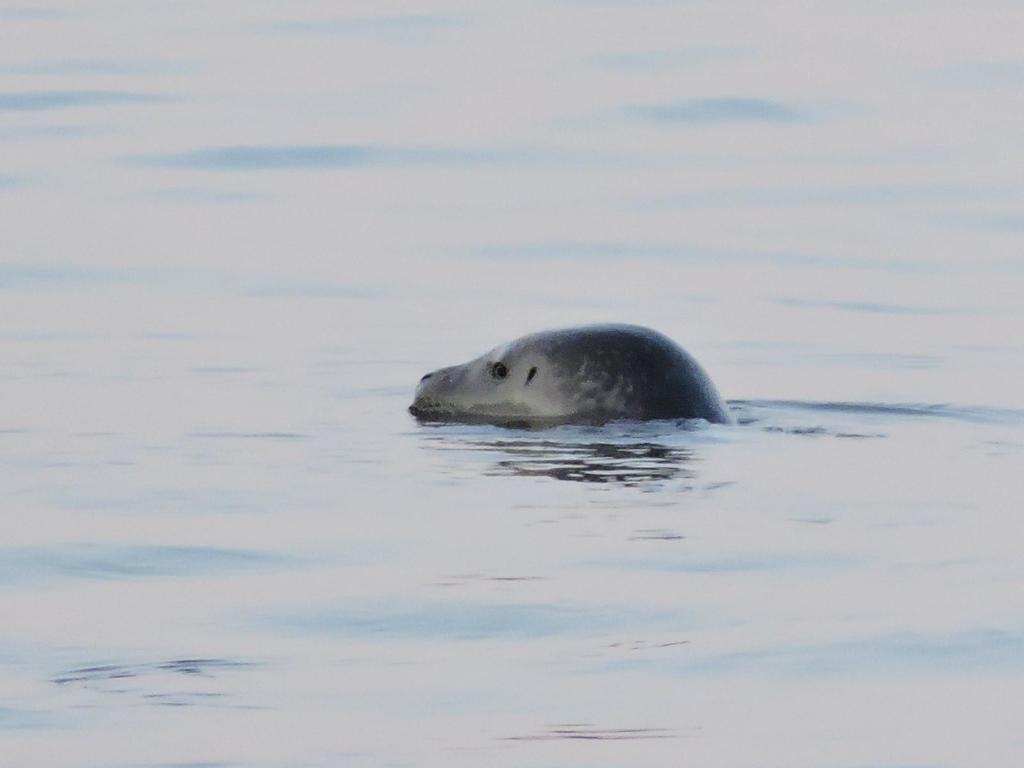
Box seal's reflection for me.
[432,437,696,486]
[492,440,694,485]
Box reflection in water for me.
[418,397,1024,490]
[486,440,694,485]
[53,658,253,685]
[52,658,257,709]
[506,723,681,741]
[427,435,696,486]
[420,396,1003,488]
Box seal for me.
[409,324,731,426]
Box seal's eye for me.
[491,362,508,380]
[526,366,538,384]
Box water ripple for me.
[773,297,984,316]
[269,599,693,641]
[52,658,259,710]
[0,90,160,111]
[607,629,1024,679]
[735,399,1024,425]
[128,144,501,171]
[256,14,462,37]
[627,97,803,124]
[0,544,295,585]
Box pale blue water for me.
[2,2,1024,766]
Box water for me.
[2,2,1023,766]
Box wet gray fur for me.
[410,324,731,426]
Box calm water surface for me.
[2,2,1023,766]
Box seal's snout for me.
[411,365,459,417]
[413,365,453,403]
[411,361,474,418]
[415,368,445,397]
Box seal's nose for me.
[415,369,441,399]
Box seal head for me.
[410,324,731,426]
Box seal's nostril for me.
[420,373,434,382]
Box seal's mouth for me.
[408,403,436,418]
[409,398,472,423]
[408,396,448,417]
[409,398,572,429]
